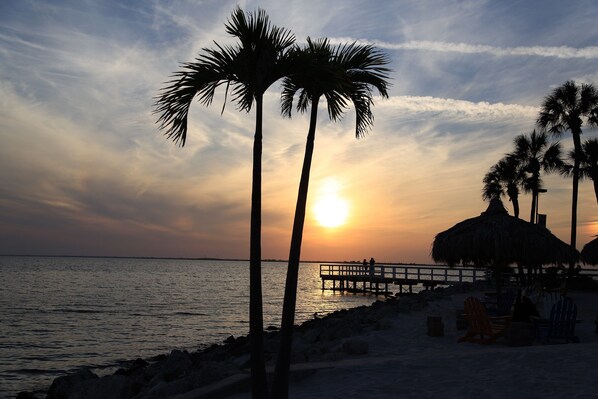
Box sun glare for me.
[313,179,349,228]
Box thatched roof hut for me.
[432,198,577,267]
[581,237,598,265]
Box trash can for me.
[427,315,444,337]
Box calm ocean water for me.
[0,256,380,398]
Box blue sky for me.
[1,0,597,263]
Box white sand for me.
[224,290,598,399]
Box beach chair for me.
[458,297,511,344]
[540,291,560,319]
[535,297,578,344]
[485,290,516,317]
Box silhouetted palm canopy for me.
[562,138,598,204]
[432,198,578,267]
[581,236,598,265]
[512,130,563,222]
[537,80,598,271]
[482,156,525,218]
[154,8,296,145]
[281,37,390,136]
[153,7,295,399]
[271,37,390,399]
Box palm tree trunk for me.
[508,190,520,218]
[271,100,319,399]
[592,177,598,205]
[569,131,582,276]
[250,96,267,399]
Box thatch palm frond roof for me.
[432,198,578,267]
[581,237,598,265]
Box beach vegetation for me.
[512,130,563,223]
[537,81,598,275]
[561,138,598,204]
[482,155,525,218]
[153,7,296,398]
[271,38,390,398]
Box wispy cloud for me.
[330,38,598,59]
[381,95,539,120]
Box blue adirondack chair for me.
[535,297,578,344]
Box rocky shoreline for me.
[17,281,489,399]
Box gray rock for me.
[342,339,369,355]
[46,368,98,399]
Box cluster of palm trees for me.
[154,7,390,399]
[482,130,563,221]
[483,81,598,274]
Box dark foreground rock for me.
[20,281,488,399]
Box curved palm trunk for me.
[250,96,267,399]
[271,100,319,399]
[507,188,520,218]
[569,131,582,276]
[593,178,598,205]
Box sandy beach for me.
[222,289,598,399]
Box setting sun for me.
[313,179,349,228]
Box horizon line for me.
[0,253,436,266]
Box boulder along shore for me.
[19,280,498,399]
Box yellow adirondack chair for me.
[459,296,511,344]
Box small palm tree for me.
[270,38,390,399]
[153,8,295,398]
[512,130,563,223]
[482,156,525,218]
[537,80,598,271]
[562,138,598,204]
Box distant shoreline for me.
[0,254,437,267]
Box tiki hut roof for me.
[581,236,598,265]
[431,198,578,267]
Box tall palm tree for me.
[482,155,525,218]
[562,138,598,204]
[512,130,563,223]
[153,8,295,398]
[537,80,598,273]
[270,38,390,399]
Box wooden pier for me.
[320,264,487,295]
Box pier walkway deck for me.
[320,264,487,295]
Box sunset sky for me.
[1,0,597,264]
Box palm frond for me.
[279,37,391,139]
[154,7,297,146]
[154,59,231,146]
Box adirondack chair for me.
[459,296,511,344]
[535,297,578,344]
[540,291,561,319]
[486,290,516,316]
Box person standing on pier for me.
[363,259,368,275]
[369,258,375,277]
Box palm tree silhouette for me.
[153,8,295,398]
[270,38,390,398]
[512,130,563,223]
[562,138,598,204]
[537,80,598,273]
[482,155,525,218]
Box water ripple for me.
[0,257,378,397]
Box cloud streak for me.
[330,38,598,59]
[381,95,539,120]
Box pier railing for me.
[319,263,487,284]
